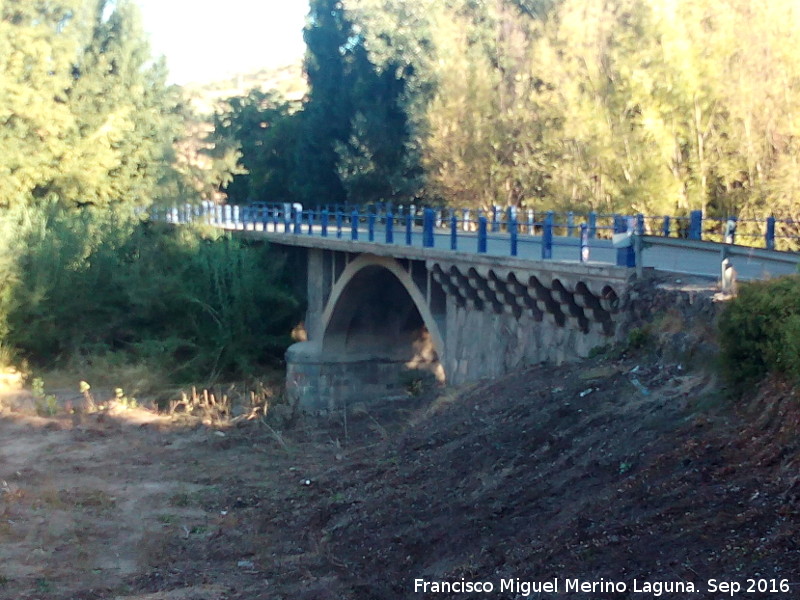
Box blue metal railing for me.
[152,201,800,271]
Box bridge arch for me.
[319,255,446,382]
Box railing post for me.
[491,205,500,233]
[588,211,597,238]
[224,204,232,227]
[386,212,394,244]
[580,223,589,262]
[293,208,301,234]
[283,206,291,232]
[368,212,376,242]
[567,211,575,236]
[336,210,343,239]
[462,209,470,231]
[662,215,671,237]
[478,216,488,253]
[450,214,458,250]
[351,209,359,240]
[405,213,413,245]
[291,206,299,234]
[423,208,434,248]
[306,210,314,235]
[279,204,287,232]
[634,214,645,276]
[527,208,535,234]
[215,205,223,226]
[510,217,518,257]
[614,215,635,267]
[272,208,279,232]
[689,209,703,240]
[542,211,554,259]
[766,216,776,250]
[321,209,329,237]
[508,205,518,231]
[613,214,624,264]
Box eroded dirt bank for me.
[1,345,798,599]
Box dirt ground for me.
[0,344,798,599]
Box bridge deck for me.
[233,222,799,282]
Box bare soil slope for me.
[0,349,797,599]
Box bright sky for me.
[135,0,309,85]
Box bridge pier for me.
[286,340,441,412]
[283,244,632,413]
[286,249,445,412]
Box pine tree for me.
[295,0,353,206]
[0,0,181,209]
[0,0,86,207]
[62,0,181,208]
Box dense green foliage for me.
[215,0,800,231]
[0,1,301,380]
[718,277,800,390]
[0,202,301,380]
[211,0,422,207]
[0,0,187,209]
[6,0,800,383]
[206,91,303,204]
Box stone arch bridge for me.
[265,235,632,412]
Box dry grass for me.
[168,380,290,426]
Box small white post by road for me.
[720,246,737,294]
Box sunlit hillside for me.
[172,61,307,203]
[180,61,306,116]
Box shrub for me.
[718,275,800,390]
[398,368,437,396]
[626,327,651,350]
[0,200,302,383]
[31,377,58,417]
